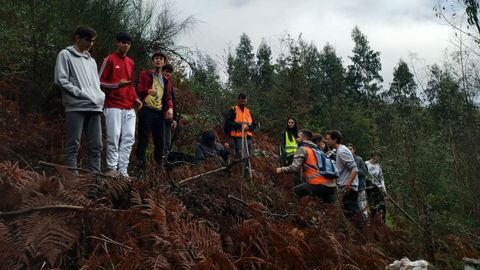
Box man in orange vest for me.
[275,129,337,203]
[225,93,257,162]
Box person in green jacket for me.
[280,117,298,166]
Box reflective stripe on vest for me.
[285,132,297,156]
[303,146,336,186]
[230,106,253,137]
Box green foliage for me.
[253,39,274,118]
[0,0,195,115]
[188,53,229,128]
[384,60,419,105]
[265,35,312,132]
[347,26,383,103]
[2,3,480,266]
[227,33,256,96]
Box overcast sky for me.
[174,0,454,86]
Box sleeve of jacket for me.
[339,149,359,173]
[379,166,386,192]
[356,156,368,178]
[165,80,173,109]
[54,50,83,98]
[99,56,121,90]
[248,111,258,131]
[226,107,241,131]
[136,71,150,99]
[194,144,206,164]
[280,147,306,173]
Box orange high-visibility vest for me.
[303,146,336,186]
[230,106,253,138]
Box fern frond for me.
[25,212,80,266]
[0,222,26,269]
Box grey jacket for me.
[54,46,105,112]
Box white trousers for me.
[104,108,136,175]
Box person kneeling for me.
[195,129,230,165]
[275,129,337,203]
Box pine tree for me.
[254,39,274,118]
[347,26,383,104]
[227,33,255,96]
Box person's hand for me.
[119,79,131,87]
[343,184,351,194]
[171,120,177,130]
[242,123,249,131]
[165,108,173,120]
[135,99,143,110]
[223,142,229,149]
[148,88,156,95]
[275,168,282,174]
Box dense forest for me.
[0,0,479,269]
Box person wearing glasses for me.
[99,32,142,177]
[54,25,105,175]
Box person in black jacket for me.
[162,64,177,159]
[195,129,230,165]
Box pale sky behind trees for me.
[173,0,455,86]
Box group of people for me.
[277,118,387,226]
[54,25,386,227]
[54,25,177,177]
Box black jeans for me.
[342,189,359,218]
[136,107,165,163]
[366,186,386,222]
[293,183,337,203]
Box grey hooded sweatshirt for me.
[54,46,105,112]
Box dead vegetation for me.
[1,83,478,269]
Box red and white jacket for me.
[99,52,138,109]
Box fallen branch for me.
[88,234,133,250]
[0,205,135,218]
[177,158,246,186]
[39,161,114,179]
[228,195,293,218]
[383,191,417,225]
[177,166,227,186]
[0,145,34,171]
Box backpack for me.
[306,146,339,179]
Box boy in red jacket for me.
[135,52,173,169]
[99,32,142,177]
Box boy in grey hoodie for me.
[54,25,105,174]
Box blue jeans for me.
[233,137,252,160]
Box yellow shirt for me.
[144,76,164,110]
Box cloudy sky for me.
[174,0,455,86]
